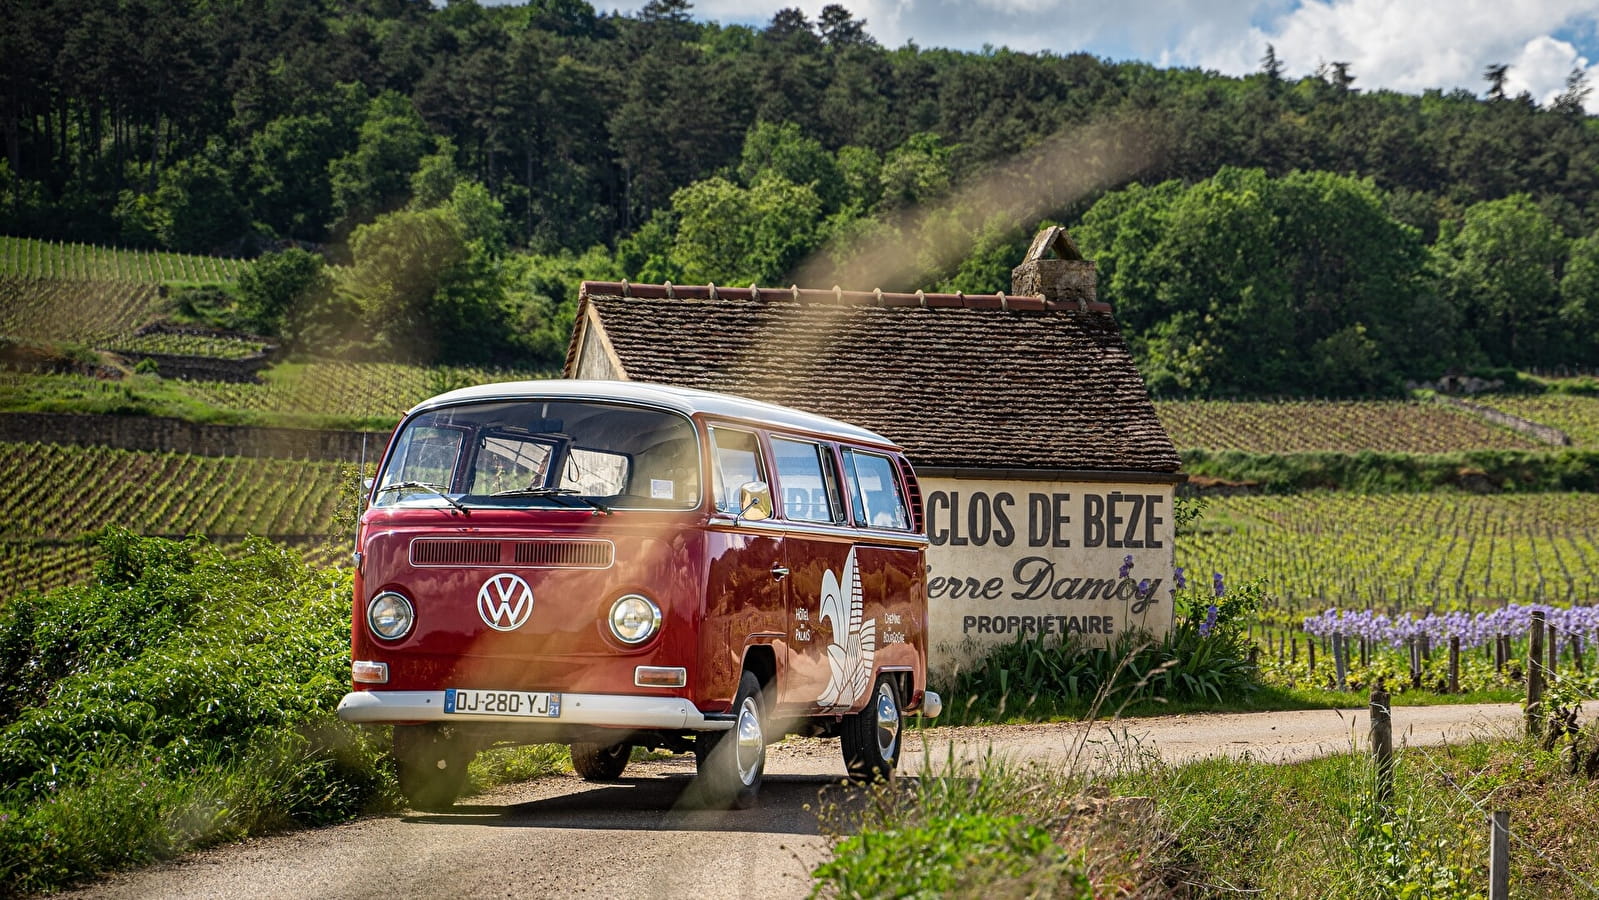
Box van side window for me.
[710,427,766,513]
[771,437,841,524]
[842,449,911,530]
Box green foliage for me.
[1077,168,1448,396]
[1434,194,1574,368]
[812,812,1086,899]
[329,93,437,236]
[237,248,329,335]
[0,532,393,893]
[148,150,252,255]
[668,175,824,285]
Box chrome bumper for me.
[337,690,735,730]
[917,690,943,718]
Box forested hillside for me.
[3,0,1597,392]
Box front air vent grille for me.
[511,540,613,568]
[411,540,501,566]
[408,538,613,568]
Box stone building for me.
[564,227,1184,672]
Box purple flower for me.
[1199,603,1218,637]
[1173,566,1186,590]
[1213,572,1225,597]
[1138,578,1150,597]
[1119,555,1134,578]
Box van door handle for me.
[770,565,790,580]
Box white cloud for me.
[1188,0,1599,109]
[593,0,1599,109]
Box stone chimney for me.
[1011,225,1096,304]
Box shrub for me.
[0,530,393,893]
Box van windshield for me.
[373,400,702,510]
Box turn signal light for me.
[352,660,389,684]
[634,666,687,687]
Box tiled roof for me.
[568,282,1181,474]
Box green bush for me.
[812,812,1088,899]
[0,530,392,893]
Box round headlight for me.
[368,591,415,640]
[608,594,661,645]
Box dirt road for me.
[62,702,1531,900]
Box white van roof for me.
[409,379,897,448]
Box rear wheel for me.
[393,724,474,811]
[571,741,632,781]
[693,670,766,808]
[841,676,902,783]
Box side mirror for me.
[362,476,375,492]
[737,481,772,523]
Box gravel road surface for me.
[60,702,1531,900]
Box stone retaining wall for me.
[0,412,389,461]
[1433,396,1571,447]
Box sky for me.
[592,0,1599,111]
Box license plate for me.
[444,688,561,718]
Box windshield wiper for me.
[490,486,612,516]
[375,481,470,514]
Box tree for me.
[1483,63,1510,101]
[1075,168,1441,395]
[878,132,951,211]
[1557,234,1599,364]
[148,150,250,253]
[328,92,437,236]
[669,175,824,284]
[1434,194,1569,368]
[738,121,843,211]
[1552,68,1592,115]
[341,207,470,360]
[237,248,329,335]
[818,5,871,48]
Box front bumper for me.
[336,690,735,730]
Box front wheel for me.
[693,670,766,808]
[393,724,474,811]
[571,741,632,781]
[841,676,902,783]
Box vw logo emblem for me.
[477,573,534,632]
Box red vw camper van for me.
[337,381,940,809]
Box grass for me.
[0,531,576,894]
[813,731,1599,898]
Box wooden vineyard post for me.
[1370,683,1393,807]
[1575,635,1585,673]
[1489,810,1510,900]
[1527,611,1546,738]
[1333,633,1347,690]
[1308,639,1316,678]
[1449,636,1460,694]
[1548,625,1558,675]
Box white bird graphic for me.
[818,548,875,709]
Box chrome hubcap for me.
[734,696,764,786]
[873,683,900,760]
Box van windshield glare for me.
[373,400,702,510]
